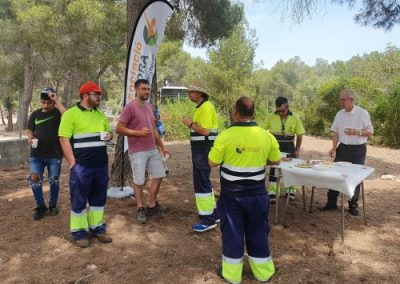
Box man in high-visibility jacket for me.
[182,82,219,232]
[264,96,305,203]
[209,96,280,283]
[59,80,113,248]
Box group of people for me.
[27,78,373,283]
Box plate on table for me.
[281,157,293,162]
[296,162,312,168]
[320,161,334,166]
[313,164,333,170]
[336,161,352,167]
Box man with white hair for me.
[320,89,373,216]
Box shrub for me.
[159,100,226,141]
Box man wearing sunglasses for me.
[59,80,113,248]
[264,96,305,203]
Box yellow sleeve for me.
[268,134,281,162]
[102,113,111,132]
[294,115,305,135]
[208,132,226,164]
[58,110,74,138]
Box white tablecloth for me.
[275,159,375,198]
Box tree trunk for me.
[16,44,34,130]
[5,96,13,131]
[109,0,148,187]
[109,135,133,187]
[63,71,76,108]
[0,105,6,125]
[127,0,146,37]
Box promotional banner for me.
[123,0,174,152]
[124,0,174,104]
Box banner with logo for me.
[124,0,174,105]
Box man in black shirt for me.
[27,87,65,220]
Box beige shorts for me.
[128,149,166,185]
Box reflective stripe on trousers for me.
[69,164,108,240]
[222,255,242,284]
[218,192,274,283]
[191,146,217,224]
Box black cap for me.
[40,87,56,100]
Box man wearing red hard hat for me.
[59,80,113,248]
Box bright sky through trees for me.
[184,1,400,68]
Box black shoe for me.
[319,204,338,211]
[49,206,59,216]
[146,202,168,216]
[269,194,276,204]
[33,205,48,220]
[349,207,360,216]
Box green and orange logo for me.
[143,12,158,46]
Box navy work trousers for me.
[191,145,217,225]
[69,164,108,239]
[218,192,271,259]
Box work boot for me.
[33,205,48,220]
[48,206,59,216]
[348,201,360,216]
[269,194,276,204]
[319,204,338,211]
[74,239,89,248]
[94,233,112,243]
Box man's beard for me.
[88,97,100,108]
[139,94,149,101]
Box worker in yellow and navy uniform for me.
[59,80,113,248]
[182,82,219,232]
[264,96,305,203]
[209,97,280,284]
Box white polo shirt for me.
[330,105,373,145]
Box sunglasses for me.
[89,93,102,98]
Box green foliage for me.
[159,99,226,141]
[382,87,400,148]
[169,0,244,47]
[207,22,257,119]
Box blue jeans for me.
[29,157,61,207]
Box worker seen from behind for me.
[209,96,280,283]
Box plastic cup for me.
[31,138,38,148]
[163,153,170,162]
[100,131,109,141]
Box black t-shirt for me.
[28,108,62,159]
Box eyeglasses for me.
[89,93,102,98]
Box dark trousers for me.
[327,143,366,208]
[269,141,294,183]
[191,146,217,225]
[218,193,271,259]
[70,164,109,239]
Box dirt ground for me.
[0,132,399,284]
